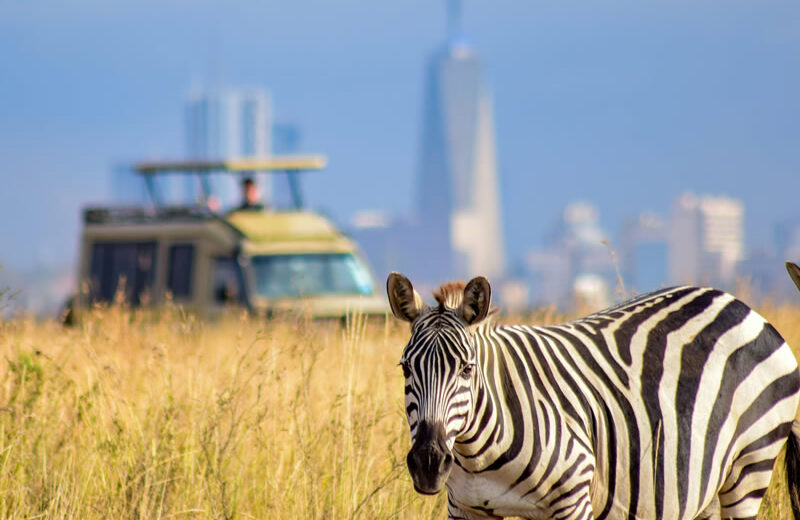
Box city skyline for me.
[1,1,800,308]
[525,191,800,307]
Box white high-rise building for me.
[415,0,505,281]
[351,1,505,289]
[185,87,272,207]
[669,193,744,286]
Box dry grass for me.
[0,306,445,519]
[0,301,798,519]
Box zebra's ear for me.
[787,262,800,294]
[387,272,424,322]
[460,276,491,325]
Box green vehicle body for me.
[74,157,387,319]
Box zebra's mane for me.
[433,281,466,311]
[431,281,498,324]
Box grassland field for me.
[0,299,799,519]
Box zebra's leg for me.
[447,495,501,520]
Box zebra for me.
[387,272,800,520]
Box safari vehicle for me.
[74,156,387,319]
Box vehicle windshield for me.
[251,253,374,298]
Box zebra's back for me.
[519,286,800,519]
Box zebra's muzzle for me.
[407,421,453,495]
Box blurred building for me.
[736,218,800,300]
[669,192,744,287]
[496,279,530,315]
[349,210,421,287]
[185,86,273,207]
[620,212,669,293]
[776,219,800,264]
[526,248,572,307]
[111,163,149,206]
[351,210,527,309]
[526,202,615,309]
[349,0,505,294]
[414,0,505,282]
[271,123,302,208]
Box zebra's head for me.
[387,272,492,495]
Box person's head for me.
[242,177,259,205]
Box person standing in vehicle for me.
[238,177,265,211]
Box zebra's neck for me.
[453,324,534,465]
[453,323,599,475]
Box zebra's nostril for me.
[406,450,417,474]
[440,453,453,472]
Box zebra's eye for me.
[460,363,474,379]
[399,361,411,379]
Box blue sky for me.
[1,0,799,273]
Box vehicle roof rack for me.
[133,154,328,209]
[134,155,327,174]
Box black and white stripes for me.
[387,273,800,520]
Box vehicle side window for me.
[89,241,156,306]
[167,244,194,298]
[213,256,244,304]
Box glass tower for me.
[416,0,505,281]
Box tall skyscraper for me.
[185,87,272,207]
[669,192,744,287]
[416,0,505,281]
